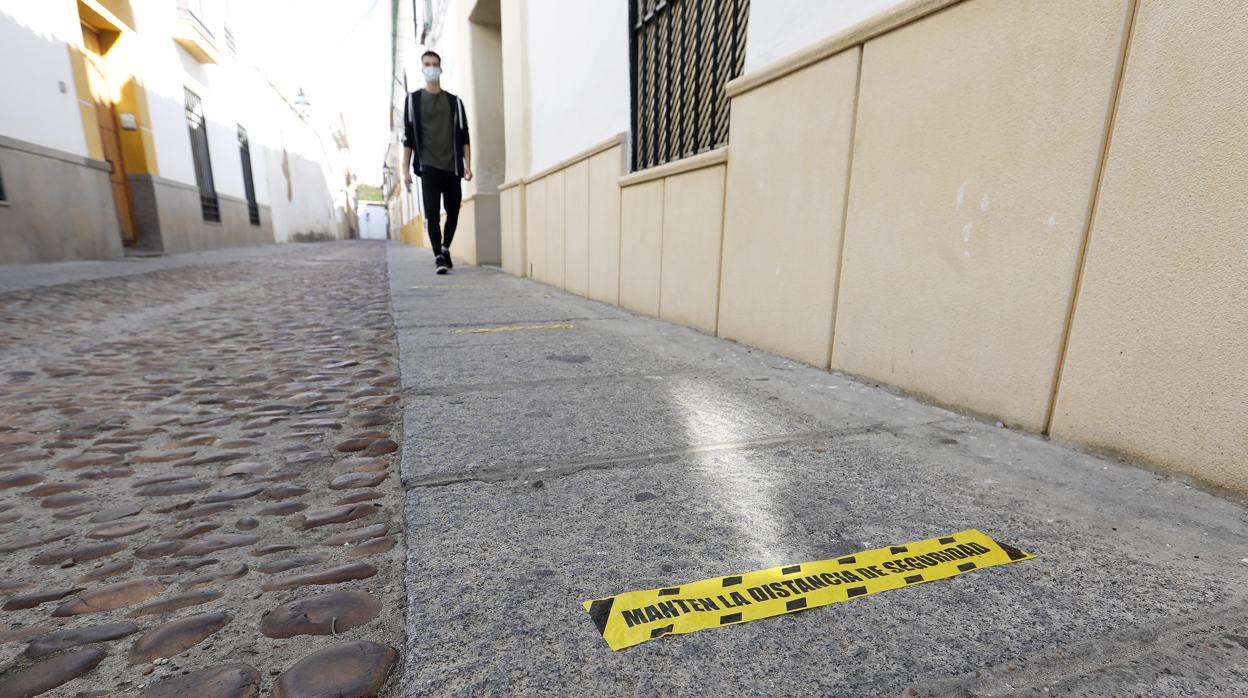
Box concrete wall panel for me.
[717,49,860,367]
[1051,0,1248,493]
[545,169,566,289]
[659,165,726,334]
[618,180,664,317]
[831,0,1130,430]
[587,146,622,305]
[456,199,479,265]
[500,186,528,276]
[524,176,546,281]
[563,160,590,296]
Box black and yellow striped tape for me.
[582,529,1032,650]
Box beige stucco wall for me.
[544,169,566,289]
[659,164,726,335]
[618,179,664,317]
[1050,0,1248,494]
[586,146,623,305]
[717,49,861,367]
[456,199,479,265]
[831,0,1131,431]
[499,185,527,277]
[524,177,546,281]
[563,160,590,296]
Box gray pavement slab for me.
[388,243,1248,696]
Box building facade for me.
[399,0,1247,495]
[0,0,355,264]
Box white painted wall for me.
[745,0,908,71]
[0,1,89,156]
[524,0,629,173]
[358,202,388,239]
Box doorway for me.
[80,21,137,245]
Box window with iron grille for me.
[630,0,749,171]
[0,163,6,202]
[184,88,220,222]
[238,125,260,226]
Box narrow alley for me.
[1,241,1246,696]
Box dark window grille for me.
[630,0,748,172]
[0,163,6,202]
[238,125,260,226]
[184,88,220,222]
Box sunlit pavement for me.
[390,242,1248,696]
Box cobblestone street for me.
[0,242,404,696]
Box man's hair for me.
[421,50,441,65]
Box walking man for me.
[403,50,472,274]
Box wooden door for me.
[82,23,137,245]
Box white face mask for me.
[423,66,441,82]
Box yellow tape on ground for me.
[452,323,576,334]
[582,529,1032,651]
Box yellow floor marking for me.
[452,323,577,334]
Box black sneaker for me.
[435,254,448,275]
[441,247,453,270]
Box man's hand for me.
[404,172,413,191]
[464,167,473,182]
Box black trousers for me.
[420,166,462,252]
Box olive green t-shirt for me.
[419,90,456,173]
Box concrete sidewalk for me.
[389,243,1248,696]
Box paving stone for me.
[259,484,308,501]
[333,438,374,453]
[346,536,397,557]
[129,589,224,617]
[32,541,126,566]
[52,579,165,616]
[87,520,151,539]
[201,485,266,503]
[165,521,221,539]
[0,623,53,644]
[321,523,389,547]
[294,503,382,530]
[133,450,196,464]
[250,543,299,556]
[334,491,386,505]
[56,453,123,469]
[182,562,248,589]
[0,647,106,698]
[256,554,324,574]
[79,560,133,582]
[271,641,397,698]
[235,516,259,531]
[2,586,84,611]
[128,611,231,664]
[260,562,378,591]
[89,504,144,523]
[334,457,388,473]
[218,462,268,477]
[259,591,381,638]
[136,480,211,497]
[139,662,260,698]
[39,492,94,509]
[144,558,219,576]
[329,472,387,490]
[135,541,184,559]
[175,534,259,557]
[175,502,235,519]
[25,621,139,658]
[0,472,42,489]
[257,501,309,516]
[23,481,88,497]
[363,439,398,457]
